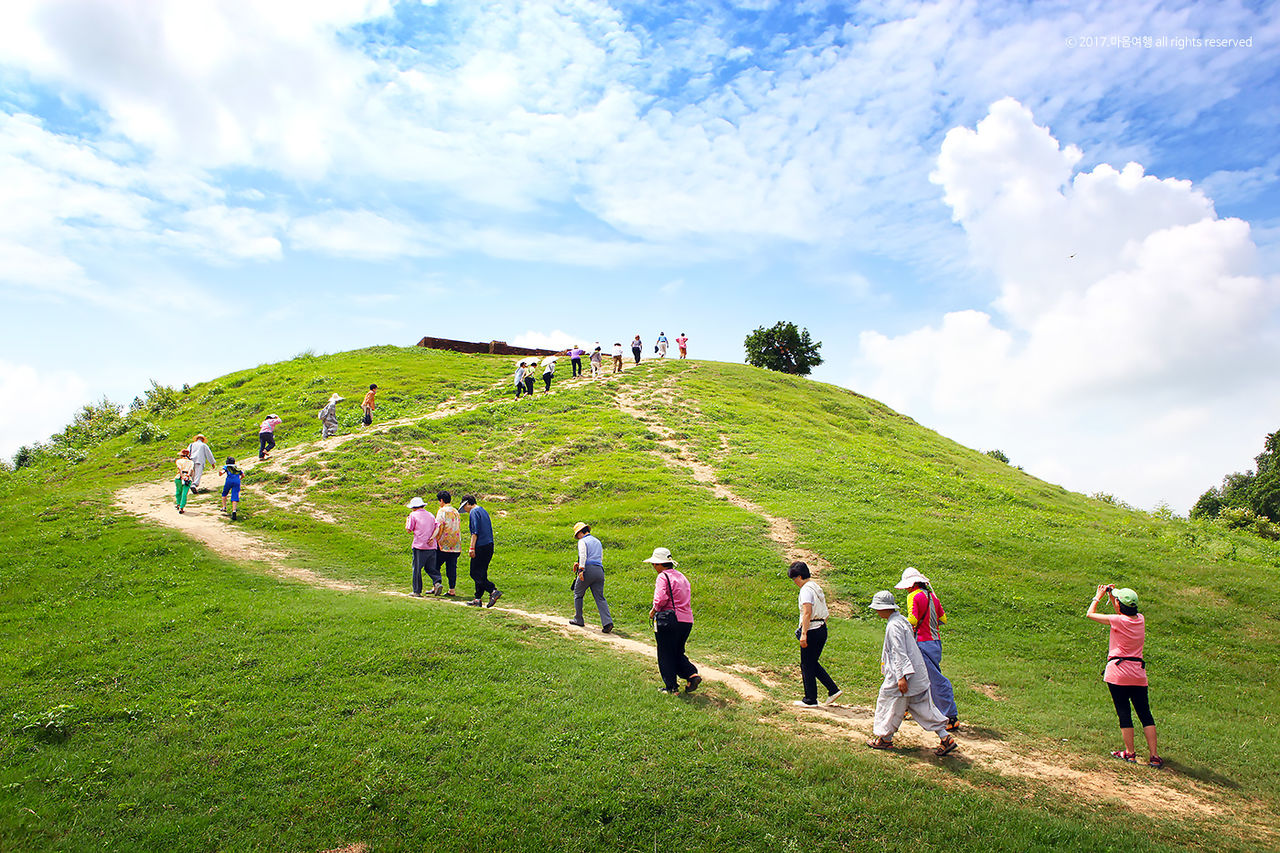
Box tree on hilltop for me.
[743,321,823,376]
[1190,428,1280,536]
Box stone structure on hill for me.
[415,336,561,357]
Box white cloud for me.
[510,330,583,351]
[287,210,437,261]
[0,360,89,460]
[854,98,1280,509]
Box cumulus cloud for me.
[854,98,1280,509]
[511,330,582,351]
[0,361,89,461]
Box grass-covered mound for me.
[2,345,1276,851]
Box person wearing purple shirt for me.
[566,346,585,377]
[645,547,701,694]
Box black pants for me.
[435,549,459,590]
[258,431,275,458]
[632,347,642,364]
[1107,683,1154,728]
[524,377,535,396]
[655,621,697,690]
[543,373,552,392]
[412,548,437,595]
[470,543,497,599]
[571,358,582,376]
[799,623,839,704]
[515,382,524,398]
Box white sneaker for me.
[792,699,819,708]
[824,690,843,705]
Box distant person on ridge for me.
[896,567,959,731]
[788,561,841,707]
[655,332,668,358]
[174,448,194,514]
[523,364,535,398]
[318,393,342,438]
[219,457,243,521]
[404,496,439,597]
[362,384,377,426]
[1087,584,1162,767]
[567,345,584,377]
[569,522,613,633]
[186,434,217,493]
[866,591,958,756]
[675,332,688,358]
[645,547,701,695]
[589,346,602,378]
[612,342,624,373]
[541,356,556,393]
[460,495,502,607]
[433,491,462,597]
[631,335,643,364]
[258,414,282,460]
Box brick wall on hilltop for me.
[415,336,561,357]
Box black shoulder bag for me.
[654,572,678,628]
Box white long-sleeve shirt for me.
[187,440,216,466]
[880,612,930,693]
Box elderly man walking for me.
[568,522,613,633]
[866,590,958,756]
[186,434,217,493]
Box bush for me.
[986,449,1010,464]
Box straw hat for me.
[894,567,930,589]
[406,497,426,509]
[642,547,678,566]
[572,521,589,537]
[868,590,899,611]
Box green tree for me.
[743,321,823,376]
[1189,428,1280,523]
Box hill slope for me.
[2,345,1277,851]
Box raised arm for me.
[1086,584,1113,624]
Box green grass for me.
[2,346,1277,851]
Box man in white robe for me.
[867,590,958,756]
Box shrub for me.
[986,449,1010,464]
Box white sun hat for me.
[328,393,343,402]
[868,590,899,611]
[406,497,426,508]
[642,547,679,566]
[894,567,931,589]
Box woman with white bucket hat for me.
[896,567,959,730]
[645,547,701,695]
[866,590,958,756]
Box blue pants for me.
[917,639,958,719]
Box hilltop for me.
[2,345,1277,852]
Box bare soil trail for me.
[114,363,1273,839]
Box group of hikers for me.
[514,334,690,397]
[166,348,1162,766]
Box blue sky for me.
[1,0,1277,512]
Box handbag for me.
[362,411,372,426]
[653,571,679,628]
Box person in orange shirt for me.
[362,384,378,426]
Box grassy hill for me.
[2,345,1277,852]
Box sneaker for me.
[568,620,585,627]
[792,699,819,708]
[825,690,843,705]
[657,687,678,695]
[466,599,483,607]
[487,590,503,608]
[685,674,703,693]
[601,623,614,634]
[412,592,423,598]
[445,590,457,596]
[231,511,237,521]
[431,583,442,596]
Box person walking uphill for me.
[789,562,841,707]
[567,346,584,377]
[569,522,613,633]
[612,342,624,374]
[318,393,342,438]
[866,591,958,756]
[631,335,643,364]
[541,356,556,393]
[433,491,462,597]
[645,547,701,695]
[404,497,439,597]
[174,449,194,514]
[460,496,502,607]
[1087,585,1163,767]
[186,434,216,493]
[219,457,243,521]
[362,384,377,426]
[258,414,282,460]
[514,361,528,399]
[897,567,959,730]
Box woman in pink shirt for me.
[645,547,701,695]
[405,497,439,596]
[1086,584,1162,767]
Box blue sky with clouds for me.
[1,0,1277,511]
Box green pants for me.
[174,477,191,509]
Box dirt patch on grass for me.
[975,683,1005,701]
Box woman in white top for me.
[788,561,841,707]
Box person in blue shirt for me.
[459,495,501,607]
[218,457,243,521]
[569,522,613,633]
